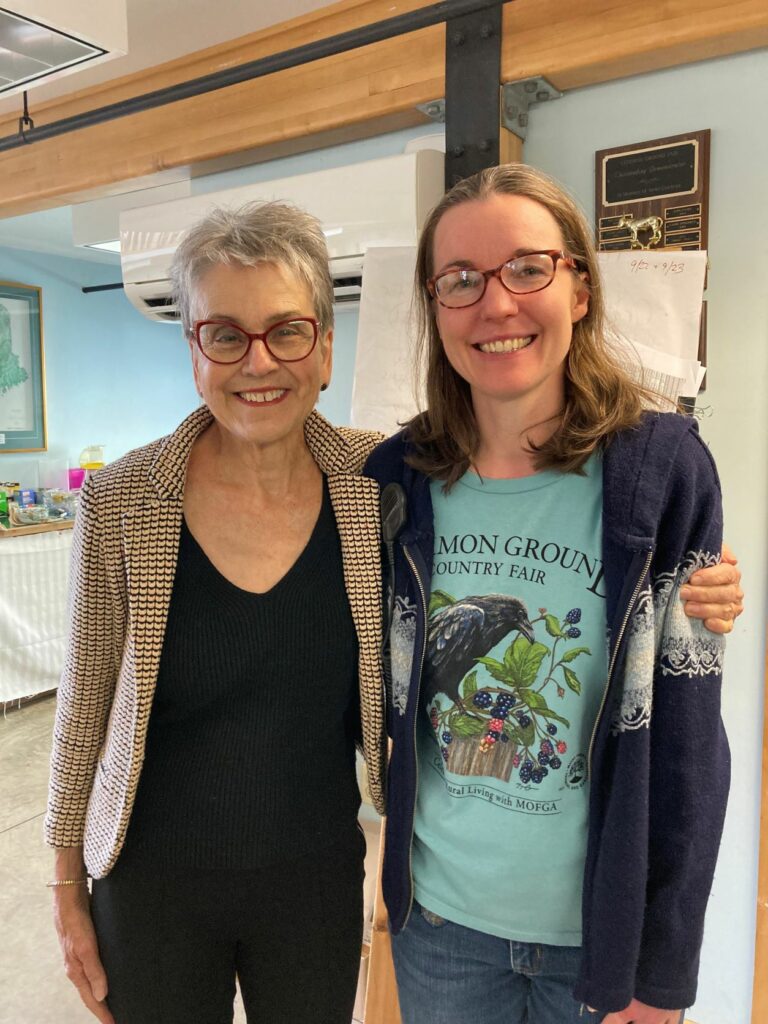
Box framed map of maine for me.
[0,282,46,453]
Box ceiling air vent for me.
[0,2,128,97]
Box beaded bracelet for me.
[46,878,89,888]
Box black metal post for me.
[444,3,503,187]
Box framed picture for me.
[0,281,46,453]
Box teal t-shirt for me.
[412,457,608,945]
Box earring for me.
[320,383,328,392]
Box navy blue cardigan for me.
[363,412,729,1013]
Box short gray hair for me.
[169,200,334,335]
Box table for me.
[0,522,74,703]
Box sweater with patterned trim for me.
[364,412,729,1014]
[46,407,387,877]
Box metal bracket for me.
[501,77,562,140]
[17,90,34,142]
[416,99,446,123]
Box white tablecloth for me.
[0,529,73,703]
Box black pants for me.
[91,838,364,1024]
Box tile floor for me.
[0,695,381,1024]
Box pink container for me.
[67,468,86,489]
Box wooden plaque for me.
[595,130,710,252]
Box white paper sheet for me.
[350,246,422,436]
[598,250,707,401]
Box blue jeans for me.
[391,901,599,1024]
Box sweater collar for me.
[147,405,362,499]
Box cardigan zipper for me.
[402,540,429,927]
[587,548,653,778]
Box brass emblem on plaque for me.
[617,214,664,250]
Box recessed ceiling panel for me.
[0,4,125,97]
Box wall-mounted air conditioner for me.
[0,1,128,97]
[119,149,445,323]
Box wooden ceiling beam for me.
[0,0,765,217]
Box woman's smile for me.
[472,334,536,354]
[234,387,289,405]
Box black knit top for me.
[122,480,361,868]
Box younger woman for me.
[365,164,732,1024]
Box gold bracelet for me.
[46,878,89,888]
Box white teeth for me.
[477,336,534,353]
[239,389,286,403]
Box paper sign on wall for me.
[598,250,707,400]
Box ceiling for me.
[0,0,334,117]
[0,0,337,262]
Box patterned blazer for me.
[45,406,386,878]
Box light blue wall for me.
[0,248,196,485]
[523,49,767,1024]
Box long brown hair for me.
[407,163,660,489]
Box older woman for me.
[365,164,740,1024]
[45,201,386,1024]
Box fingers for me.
[682,593,744,619]
[702,616,734,635]
[81,946,110,1004]
[680,583,744,614]
[64,956,115,1023]
[686,562,741,587]
[55,898,115,1024]
[721,542,738,565]
[683,600,735,619]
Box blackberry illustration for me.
[488,729,501,741]
[547,724,558,736]
[538,753,550,766]
[531,769,544,784]
[490,718,504,732]
[473,691,494,709]
[516,713,532,728]
[550,756,562,770]
[441,749,450,763]
[500,734,509,743]
[540,739,554,757]
[442,732,453,744]
[565,608,582,624]
[519,762,533,784]
[512,754,521,768]
[493,707,509,720]
[556,741,568,754]
[496,693,515,708]
[566,627,582,639]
